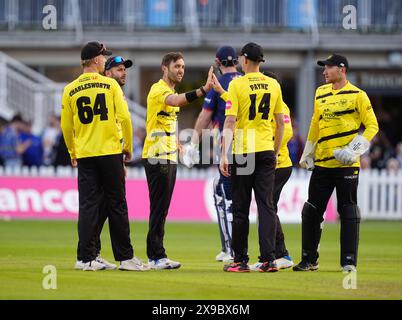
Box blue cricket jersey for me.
[202,72,242,132]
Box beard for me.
[116,78,126,86]
[168,71,183,84]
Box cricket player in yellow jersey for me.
[220,43,285,273]
[211,71,295,270]
[90,55,134,270]
[61,42,149,272]
[294,54,379,272]
[142,52,214,270]
[248,72,295,271]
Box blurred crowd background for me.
[1,0,402,172]
[1,110,401,172]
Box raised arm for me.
[165,66,215,107]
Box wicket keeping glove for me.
[182,143,200,168]
[299,141,316,171]
[333,135,370,166]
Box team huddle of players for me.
[61,41,378,273]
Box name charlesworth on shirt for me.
[69,82,111,97]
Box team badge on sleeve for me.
[226,100,232,110]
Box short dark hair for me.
[161,52,184,67]
[11,114,23,123]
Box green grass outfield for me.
[0,220,401,300]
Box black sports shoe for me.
[258,261,279,273]
[223,262,250,273]
[292,260,319,271]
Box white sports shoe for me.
[96,255,117,270]
[74,260,85,270]
[342,265,357,272]
[148,258,181,270]
[82,260,106,271]
[250,256,294,271]
[275,256,294,270]
[119,257,150,271]
[249,262,263,271]
[215,251,234,262]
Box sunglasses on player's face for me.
[220,58,239,67]
[113,56,124,63]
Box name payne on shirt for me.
[249,83,269,91]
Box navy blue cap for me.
[105,56,133,71]
[216,46,238,66]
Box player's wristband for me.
[199,86,207,96]
[185,90,198,103]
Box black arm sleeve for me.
[185,90,198,103]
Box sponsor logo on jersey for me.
[344,175,358,180]
[226,100,232,110]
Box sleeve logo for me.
[226,100,232,110]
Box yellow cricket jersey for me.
[142,79,180,162]
[273,102,293,169]
[307,81,379,168]
[225,72,285,154]
[61,73,133,159]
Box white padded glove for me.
[334,135,370,165]
[299,141,316,171]
[182,143,200,168]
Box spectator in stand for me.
[395,142,402,168]
[52,131,71,167]
[129,127,146,167]
[0,117,7,166]
[360,155,371,170]
[42,115,61,166]
[386,158,400,174]
[0,114,27,168]
[19,121,44,168]
[375,105,399,146]
[369,130,394,170]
